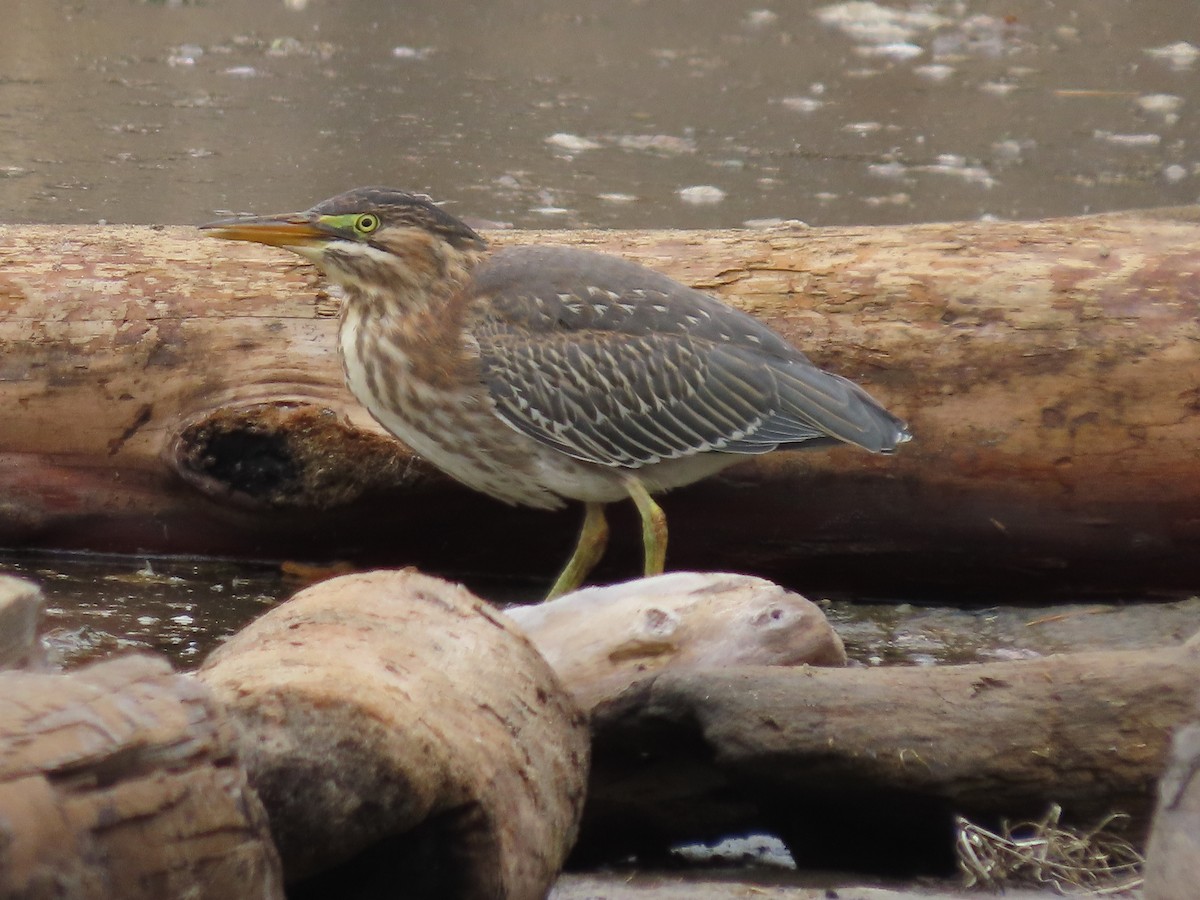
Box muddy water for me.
[1,0,1197,230]
[3,551,1194,670]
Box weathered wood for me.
[579,635,1200,871]
[0,654,283,899]
[198,569,590,900]
[0,575,47,671]
[550,873,1063,900]
[3,211,1199,595]
[1144,709,1200,900]
[506,572,846,714]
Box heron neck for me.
[335,239,487,391]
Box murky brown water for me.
[0,551,284,666]
[4,550,1194,670]
[2,0,1197,229]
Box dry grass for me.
[956,804,1144,895]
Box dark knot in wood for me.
[170,402,421,509]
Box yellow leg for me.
[624,476,667,577]
[546,501,609,600]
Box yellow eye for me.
[354,213,380,234]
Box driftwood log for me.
[198,569,590,900]
[578,634,1200,873]
[0,641,283,898]
[2,210,1199,596]
[1144,709,1200,900]
[506,572,846,713]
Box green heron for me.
[203,187,910,598]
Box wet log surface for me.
[0,651,283,899]
[578,634,1200,873]
[3,210,1200,597]
[197,569,590,900]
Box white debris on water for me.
[1163,164,1188,183]
[991,138,1033,163]
[744,9,779,29]
[391,45,434,60]
[168,44,203,66]
[863,192,912,207]
[613,134,696,155]
[914,63,955,81]
[855,41,924,60]
[1136,93,1183,126]
[980,80,1018,97]
[673,833,796,869]
[867,160,909,179]
[780,96,825,114]
[814,1,947,45]
[545,133,602,152]
[917,154,996,188]
[677,185,726,205]
[843,120,883,134]
[1137,93,1183,115]
[1094,130,1162,148]
[1145,41,1200,70]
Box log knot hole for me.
[170,402,419,509]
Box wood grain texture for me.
[507,571,846,713]
[581,635,1200,871]
[0,654,283,899]
[3,211,1198,595]
[198,569,590,899]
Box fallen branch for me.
[581,633,1200,871]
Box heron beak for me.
[200,213,330,249]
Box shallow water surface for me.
[1,552,284,667]
[5,551,1194,670]
[1,0,1197,229]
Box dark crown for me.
[310,186,485,250]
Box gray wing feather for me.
[470,246,909,469]
[480,332,772,467]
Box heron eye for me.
[354,213,380,234]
